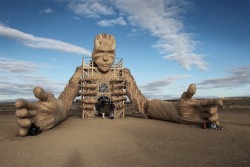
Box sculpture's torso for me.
[79,58,126,119]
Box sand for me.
[0,106,250,167]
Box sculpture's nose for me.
[103,52,108,61]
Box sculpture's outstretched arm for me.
[58,66,82,113]
[15,66,82,136]
[147,84,223,128]
[123,68,148,117]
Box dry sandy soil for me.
[0,101,250,167]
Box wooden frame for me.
[80,57,126,119]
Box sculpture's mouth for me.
[101,64,111,67]
[98,64,112,73]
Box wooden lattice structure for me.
[79,57,126,119]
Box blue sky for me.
[0,0,250,101]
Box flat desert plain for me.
[0,99,250,167]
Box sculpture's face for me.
[92,34,116,73]
[186,84,196,98]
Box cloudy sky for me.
[0,0,250,101]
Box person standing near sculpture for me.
[109,102,115,119]
[100,100,107,119]
[15,34,223,137]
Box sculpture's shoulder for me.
[123,68,136,83]
[76,65,82,70]
[73,65,82,73]
[123,68,131,74]
[123,68,133,78]
[123,68,134,79]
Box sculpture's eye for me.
[96,50,105,54]
[107,50,115,54]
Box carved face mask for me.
[92,34,116,73]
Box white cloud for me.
[0,75,64,101]
[97,17,127,27]
[54,0,207,70]
[0,58,65,101]
[140,75,191,99]
[141,75,190,90]
[199,65,250,88]
[39,8,53,14]
[0,25,91,56]
[114,0,207,70]
[68,1,114,18]
[0,57,40,73]
[73,16,80,20]
[131,28,137,33]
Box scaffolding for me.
[79,57,126,119]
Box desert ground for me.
[0,99,250,167]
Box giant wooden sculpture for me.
[15,34,222,136]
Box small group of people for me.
[98,100,115,119]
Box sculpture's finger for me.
[208,113,219,123]
[17,118,32,128]
[186,83,196,98]
[215,121,220,127]
[15,99,37,110]
[209,106,218,115]
[33,87,49,101]
[19,127,29,137]
[215,99,223,107]
[16,109,37,118]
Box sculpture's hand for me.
[178,84,223,127]
[15,87,67,136]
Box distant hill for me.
[0,100,16,103]
[0,98,37,103]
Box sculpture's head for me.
[92,34,116,73]
[186,84,196,98]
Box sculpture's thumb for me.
[33,87,49,101]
